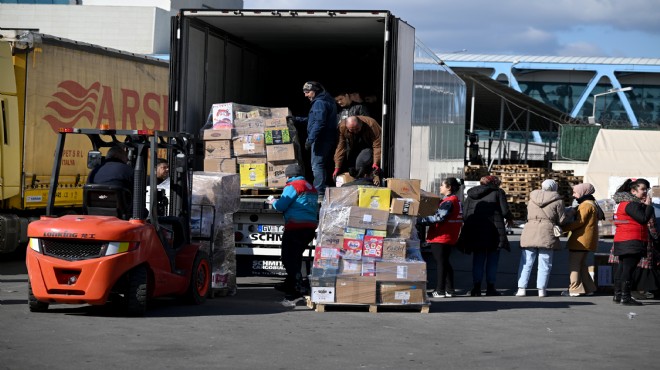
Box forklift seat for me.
[83,184,132,220]
[158,216,186,250]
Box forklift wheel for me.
[125,265,148,316]
[28,280,49,312]
[186,251,211,305]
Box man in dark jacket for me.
[88,146,133,190]
[335,90,370,121]
[293,81,337,196]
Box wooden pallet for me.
[306,297,430,313]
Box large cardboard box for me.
[335,276,377,304]
[266,143,296,161]
[418,190,442,217]
[378,282,426,304]
[347,206,389,231]
[387,178,421,201]
[233,133,266,156]
[204,140,232,159]
[233,117,265,130]
[239,162,267,187]
[264,127,292,145]
[267,160,297,188]
[382,238,407,261]
[386,214,414,238]
[319,207,349,236]
[203,128,232,141]
[203,158,237,173]
[264,116,288,128]
[390,198,419,216]
[339,259,362,276]
[376,261,427,282]
[324,187,358,207]
[357,187,391,211]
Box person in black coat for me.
[460,175,513,296]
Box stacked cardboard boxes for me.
[202,102,301,188]
[310,180,437,306]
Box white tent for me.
[584,129,660,200]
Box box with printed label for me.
[347,206,389,231]
[313,246,341,269]
[203,128,232,141]
[418,190,442,217]
[239,163,267,187]
[339,258,361,276]
[317,233,344,249]
[264,116,288,128]
[335,276,377,304]
[382,238,407,261]
[361,258,376,276]
[311,287,335,303]
[204,140,232,159]
[386,214,414,238]
[378,282,426,304]
[233,117,265,130]
[264,127,292,145]
[324,187,358,207]
[203,158,237,173]
[390,198,419,216]
[233,133,266,156]
[266,143,296,161]
[357,186,391,211]
[376,261,427,282]
[267,160,298,188]
[362,230,385,258]
[212,103,235,128]
[342,227,365,260]
[387,178,421,201]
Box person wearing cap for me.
[267,164,319,300]
[561,182,605,297]
[340,150,375,187]
[333,115,381,183]
[516,179,567,297]
[292,81,337,196]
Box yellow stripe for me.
[118,242,130,253]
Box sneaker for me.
[538,289,547,297]
[444,291,455,298]
[561,290,581,297]
[430,291,443,298]
[515,288,526,297]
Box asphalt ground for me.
[2,230,659,369]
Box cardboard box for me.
[203,158,237,173]
[343,227,365,260]
[339,259,362,276]
[212,103,235,128]
[651,186,660,198]
[266,143,296,161]
[362,230,385,258]
[204,140,232,159]
[233,133,266,156]
[324,187,358,207]
[347,206,389,231]
[237,156,267,164]
[319,207,349,236]
[267,160,297,188]
[239,162,267,187]
[317,233,344,249]
[361,258,376,276]
[264,116,288,128]
[311,287,335,303]
[387,178,421,201]
[310,276,336,288]
[418,190,442,217]
[390,198,420,216]
[382,238,407,261]
[376,261,427,282]
[378,282,426,304]
[264,127,292,145]
[335,276,377,304]
[386,214,414,238]
[335,172,355,187]
[269,107,292,119]
[203,128,232,141]
[233,117,265,130]
[313,246,341,269]
[357,186,391,211]
[311,267,339,278]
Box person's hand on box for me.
[332,168,340,180]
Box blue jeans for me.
[472,250,500,285]
[311,139,334,195]
[517,248,553,289]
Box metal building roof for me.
[438,53,660,66]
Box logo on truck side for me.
[42,80,168,132]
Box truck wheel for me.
[125,265,148,316]
[186,251,211,305]
[28,280,49,312]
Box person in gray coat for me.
[516,179,567,297]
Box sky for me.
[244,0,660,58]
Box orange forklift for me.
[26,127,211,316]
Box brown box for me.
[319,208,349,236]
[382,238,407,261]
[266,143,296,161]
[418,190,442,217]
[386,214,414,238]
[652,186,660,198]
[269,107,292,119]
[335,276,377,304]
[378,282,426,304]
[335,172,355,187]
[324,187,358,207]
[233,133,266,156]
[339,259,362,276]
[203,129,232,141]
[347,206,389,231]
[233,117,265,130]
[387,178,421,201]
[376,261,427,282]
[237,156,267,164]
[204,140,232,159]
[390,198,419,216]
[203,158,237,173]
[264,117,288,128]
[267,160,297,187]
[317,233,344,249]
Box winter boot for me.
[470,283,482,297]
[486,283,501,296]
[621,281,642,306]
[612,283,622,304]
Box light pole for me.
[589,86,633,124]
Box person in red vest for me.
[611,178,655,306]
[417,178,463,298]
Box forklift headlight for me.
[28,238,42,253]
[103,242,140,256]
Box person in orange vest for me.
[417,178,464,298]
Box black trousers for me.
[281,227,316,285]
[614,253,644,291]
[430,243,454,293]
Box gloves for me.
[372,163,380,171]
[305,141,311,151]
[332,168,340,179]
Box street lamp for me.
[589,86,633,124]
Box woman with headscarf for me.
[516,179,567,297]
[461,175,513,296]
[561,183,604,297]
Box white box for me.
[311,287,336,303]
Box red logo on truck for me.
[43,80,168,132]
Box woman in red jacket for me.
[417,178,463,298]
[612,178,655,306]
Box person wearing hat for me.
[267,164,319,300]
[516,179,567,297]
[292,81,337,196]
[333,115,381,183]
[340,150,375,187]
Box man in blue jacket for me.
[267,164,319,300]
[294,81,337,196]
